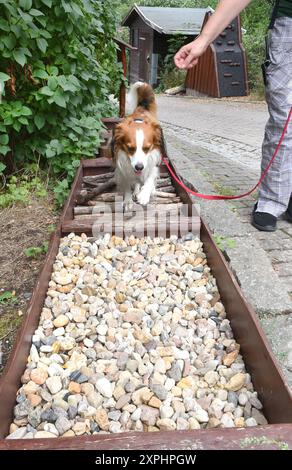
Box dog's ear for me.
[112,122,123,154]
[151,121,162,149]
[110,128,116,161]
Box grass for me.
[0,306,23,342]
[0,169,48,209]
[213,183,235,197]
[240,436,290,450]
[214,234,237,252]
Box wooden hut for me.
[185,13,249,98]
[121,4,211,86]
[122,5,248,97]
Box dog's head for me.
[113,114,161,175]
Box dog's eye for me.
[127,145,135,153]
[143,146,151,153]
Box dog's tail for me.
[126,81,157,117]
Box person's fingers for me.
[174,48,187,64]
[185,57,199,69]
[183,51,198,69]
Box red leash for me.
[162,107,292,200]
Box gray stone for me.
[68,406,78,420]
[28,408,42,428]
[14,400,32,419]
[41,408,58,423]
[167,362,182,382]
[55,416,72,435]
[150,383,168,401]
[227,391,238,407]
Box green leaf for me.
[65,22,73,35]
[37,38,48,53]
[71,3,84,17]
[18,9,33,23]
[45,148,55,158]
[0,162,6,173]
[48,76,58,91]
[47,66,58,76]
[29,9,44,16]
[0,19,10,32]
[0,291,17,304]
[41,0,52,6]
[40,30,52,39]
[13,122,22,132]
[0,145,11,156]
[3,34,17,50]
[53,92,67,108]
[19,0,32,10]
[33,69,48,79]
[13,49,27,67]
[0,72,10,82]
[10,25,21,38]
[19,117,29,125]
[24,246,43,258]
[39,86,54,96]
[0,134,9,145]
[21,106,32,116]
[34,114,45,130]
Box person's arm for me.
[174,0,252,69]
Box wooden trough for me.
[0,122,291,450]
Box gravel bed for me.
[7,233,266,439]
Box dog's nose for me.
[135,163,144,171]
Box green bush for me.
[0,0,122,204]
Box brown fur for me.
[113,83,161,164]
[136,83,157,117]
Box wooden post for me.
[117,45,127,118]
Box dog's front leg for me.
[137,171,157,206]
[123,187,134,212]
[132,182,141,202]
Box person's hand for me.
[174,36,209,70]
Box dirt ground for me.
[0,196,58,374]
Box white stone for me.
[46,376,62,395]
[96,377,113,398]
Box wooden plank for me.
[1,424,291,450]
[0,228,62,438]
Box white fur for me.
[125,81,145,115]
[115,145,161,211]
[117,82,161,211]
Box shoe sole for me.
[251,220,277,232]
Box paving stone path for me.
[158,95,292,385]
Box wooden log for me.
[76,179,116,204]
[154,190,178,198]
[74,202,184,216]
[83,172,115,184]
[154,187,176,194]
[156,178,172,188]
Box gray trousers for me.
[257,16,292,217]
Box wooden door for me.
[138,31,151,83]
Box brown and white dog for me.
[113,82,162,211]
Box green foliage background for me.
[0,0,122,202]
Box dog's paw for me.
[123,200,134,213]
[137,189,151,206]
